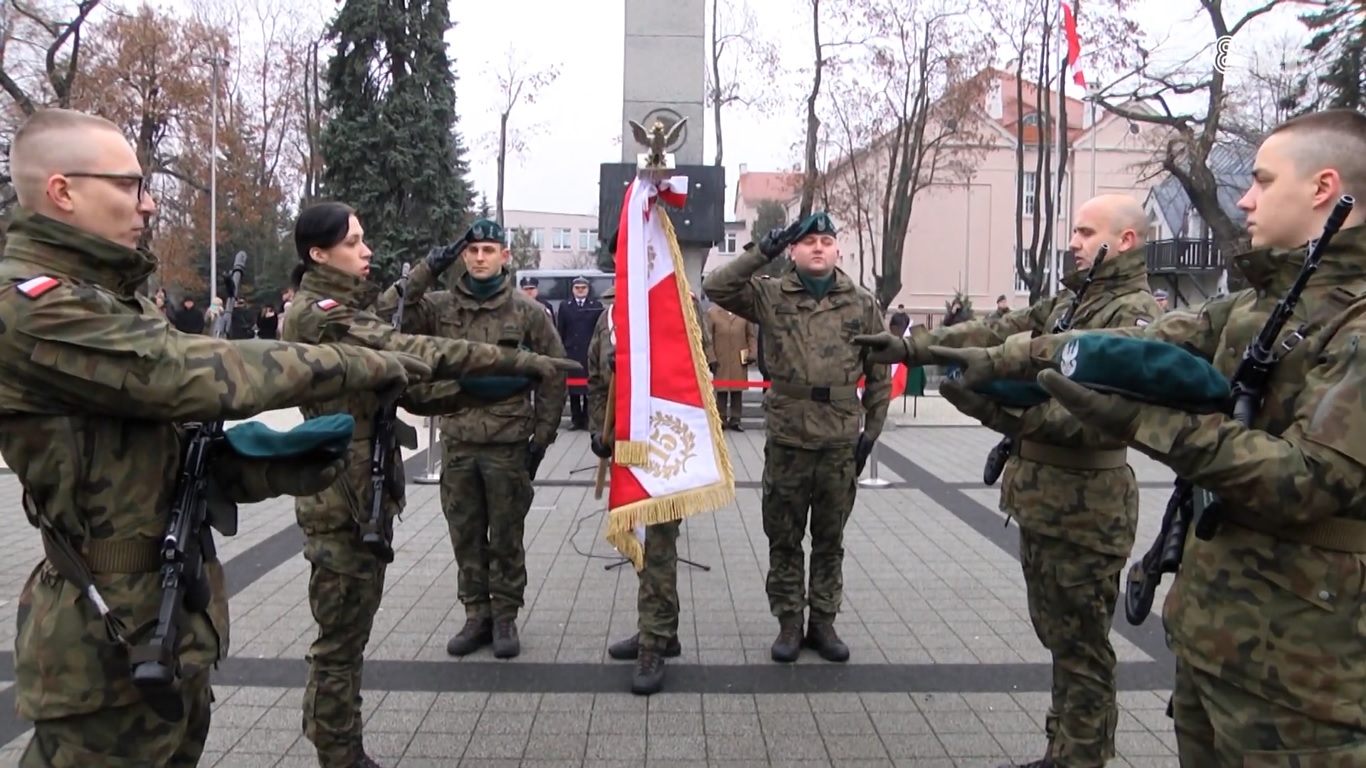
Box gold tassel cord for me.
[604,200,736,570]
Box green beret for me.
[467,218,505,245]
[223,413,356,460]
[974,381,1050,409]
[1055,335,1230,411]
[792,212,837,240]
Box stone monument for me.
[600,0,723,291]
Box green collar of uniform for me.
[1231,224,1366,293]
[1060,246,1149,293]
[460,270,507,301]
[298,263,375,307]
[797,269,835,300]
[5,208,158,297]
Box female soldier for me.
[281,201,576,768]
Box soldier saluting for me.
[0,108,430,765]
[703,212,890,663]
[946,109,1366,767]
[854,193,1160,768]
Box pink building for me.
[712,70,1227,324]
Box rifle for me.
[361,261,414,563]
[1124,195,1354,625]
[131,251,248,722]
[983,244,1110,486]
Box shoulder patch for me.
[17,276,60,299]
[317,298,340,310]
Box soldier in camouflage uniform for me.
[703,212,890,663]
[0,108,428,767]
[587,283,684,695]
[856,194,1161,768]
[378,218,567,659]
[949,110,1366,767]
[282,202,577,768]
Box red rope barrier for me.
[564,378,770,388]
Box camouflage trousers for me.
[761,441,858,622]
[1019,529,1122,768]
[303,555,386,768]
[636,520,681,650]
[1170,659,1366,767]
[20,669,212,767]
[441,440,534,619]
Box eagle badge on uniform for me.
[17,276,59,299]
[1059,340,1080,377]
[317,299,340,310]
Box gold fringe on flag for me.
[604,204,736,570]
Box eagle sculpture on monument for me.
[629,116,688,170]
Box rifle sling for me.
[1018,440,1127,470]
[1223,510,1366,554]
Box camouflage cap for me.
[467,218,506,245]
[791,211,837,240]
[1055,335,1229,411]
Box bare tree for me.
[559,250,599,270]
[488,47,559,225]
[795,0,871,219]
[1223,30,1325,147]
[705,0,780,165]
[1096,0,1291,263]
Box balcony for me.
[1146,238,1225,273]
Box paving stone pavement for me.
[0,399,1185,766]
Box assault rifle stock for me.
[131,251,249,722]
[983,244,1109,486]
[361,261,413,563]
[1123,195,1355,625]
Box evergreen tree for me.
[318,0,475,286]
[478,192,493,219]
[1298,1,1366,112]
[750,200,789,278]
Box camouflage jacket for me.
[702,247,890,448]
[926,248,1158,555]
[1009,225,1366,728]
[378,260,566,447]
[0,211,396,720]
[282,264,523,575]
[587,309,615,434]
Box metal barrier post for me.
[413,417,442,484]
[858,440,890,488]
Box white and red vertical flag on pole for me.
[1060,1,1086,88]
[606,173,735,570]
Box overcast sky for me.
[159,0,1305,215]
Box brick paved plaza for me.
[0,393,1183,766]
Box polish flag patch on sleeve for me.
[317,299,340,310]
[17,276,60,299]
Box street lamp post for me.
[1086,82,1101,198]
[205,55,229,301]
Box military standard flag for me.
[606,173,734,569]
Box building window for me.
[1021,112,1040,126]
[1014,248,1069,294]
[1022,172,1037,216]
[720,232,738,253]
[579,229,597,251]
[552,228,572,250]
[529,229,543,248]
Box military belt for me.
[42,532,162,575]
[1018,440,1127,471]
[769,381,860,402]
[1224,510,1366,554]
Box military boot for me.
[804,620,850,662]
[352,738,385,768]
[446,616,493,656]
[607,632,682,660]
[493,617,521,659]
[994,758,1053,768]
[771,615,804,662]
[631,648,666,695]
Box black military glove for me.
[424,236,468,277]
[525,441,547,479]
[757,221,804,259]
[854,433,874,475]
[590,432,612,459]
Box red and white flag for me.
[1060,1,1086,88]
[606,173,734,568]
